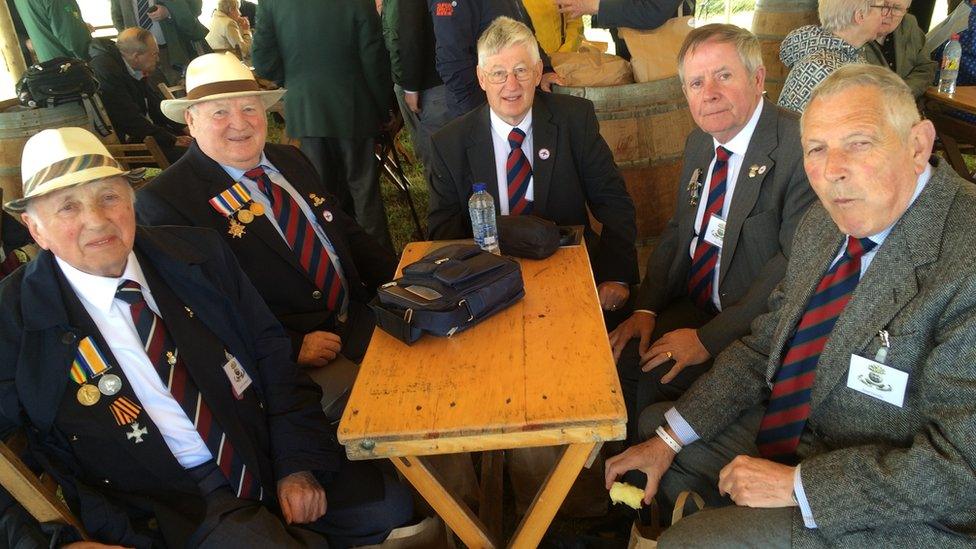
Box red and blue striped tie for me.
[687,146,731,312]
[506,128,533,215]
[246,167,345,312]
[115,280,263,500]
[755,236,877,461]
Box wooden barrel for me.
[0,99,90,202]
[554,76,696,241]
[752,0,820,102]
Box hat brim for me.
[3,166,145,213]
[161,89,286,123]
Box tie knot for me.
[715,146,731,162]
[508,128,526,148]
[845,236,877,259]
[244,167,266,180]
[245,167,273,195]
[115,280,144,305]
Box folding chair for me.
[376,130,425,240]
[105,136,171,171]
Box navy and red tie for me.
[687,146,731,312]
[506,128,533,215]
[755,236,877,461]
[136,0,153,29]
[115,280,263,500]
[246,167,345,311]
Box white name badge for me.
[846,354,908,407]
[222,353,252,399]
[703,214,726,249]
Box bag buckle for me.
[403,308,414,324]
[458,299,474,322]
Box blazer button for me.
[102,478,111,485]
[61,332,77,345]
[312,290,323,300]
[70,435,79,442]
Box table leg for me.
[392,455,496,548]
[479,450,504,541]
[508,442,597,548]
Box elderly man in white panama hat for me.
[136,53,398,423]
[0,127,412,547]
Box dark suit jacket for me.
[109,0,207,68]
[428,92,639,285]
[135,142,397,361]
[0,226,345,547]
[676,161,976,547]
[863,14,937,98]
[382,0,442,92]
[637,100,815,355]
[251,0,392,139]
[88,38,183,150]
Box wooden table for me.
[925,86,976,116]
[924,86,976,183]
[338,241,626,548]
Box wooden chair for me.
[0,432,89,540]
[105,136,171,171]
[157,82,186,100]
[926,105,976,184]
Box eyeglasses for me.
[869,3,904,16]
[484,66,536,84]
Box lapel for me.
[719,101,778,286]
[809,164,955,409]
[186,143,309,280]
[465,105,501,209]
[677,138,714,247]
[530,95,557,213]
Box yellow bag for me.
[619,15,695,83]
[550,51,634,87]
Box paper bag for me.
[551,52,634,87]
[619,17,695,82]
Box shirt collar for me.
[489,108,533,143]
[56,251,149,315]
[864,164,932,247]
[122,57,144,80]
[220,152,280,182]
[711,100,764,156]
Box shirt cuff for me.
[403,89,418,95]
[664,407,699,446]
[794,464,817,528]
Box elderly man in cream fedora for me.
[137,53,398,424]
[0,127,412,547]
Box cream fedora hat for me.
[160,52,286,123]
[4,127,143,213]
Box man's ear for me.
[21,212,49,251]
[909,119,936,175]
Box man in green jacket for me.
[13,0,90,61]
[253,0,395,254]
[110,0,208,83]
[864,4,936,98]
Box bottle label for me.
[942,58,959,71]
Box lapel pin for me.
[687,168,703,207]
[748,165,759,178]
[322,210,334,222]
[309,193,325,207]
[126,422,148,444]
[166,351,177,366]
[757,165,767,174]
[184,306,194,318]
[538,148,550,160]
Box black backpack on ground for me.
[371,244,525,344]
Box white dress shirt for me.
[489,109,534,214]
[689,101,764,311]
[57,252,212,468]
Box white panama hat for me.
[4,127,143,213]
[160,52,286,123]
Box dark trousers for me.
[616,298,715,442]
[300,136,394,254]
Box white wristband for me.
[656,425,682,453]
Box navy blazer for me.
[0,226,348,547]
[135,142,397,361]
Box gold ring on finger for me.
[666,351,673,360]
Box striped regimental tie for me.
[506,128,533,215]
[246,167,345,311]
[687,146,731,312]
[136,0,153,29]
[755,236,877,462]
[115,280,263,500]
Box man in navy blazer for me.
[0,127,410,546]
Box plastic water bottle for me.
[938,34,962,96]
[468,183,500,255]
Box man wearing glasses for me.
[864,0,937,98]
[777,0,890,112]
[427,16,640,316]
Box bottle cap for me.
[472,182,487,192]
[952,33,960,40]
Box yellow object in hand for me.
[609,482,644,509]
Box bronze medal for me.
[77,384,101,406]
[249,202,265,216]
[228,219,246,238]
[237,209,255,224]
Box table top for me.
[338,241,626,460]
[925,86,976,116]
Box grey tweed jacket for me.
[675,160,976,547]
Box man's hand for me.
[608,311,655,362]
[539,71,565,92]
[598,281,630,312]
[297,331,342,367]
[718,455,796,508]
[237,16,250,32]
[277,471,327,524]
[174,135,194,147]
[403,91,421,114]
[555,0,600,18]
[605,434,678,505]
[641,328,711,382]
[65,543,130,549]
[148,5,170,21]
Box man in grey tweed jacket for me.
[606,64,976,547]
